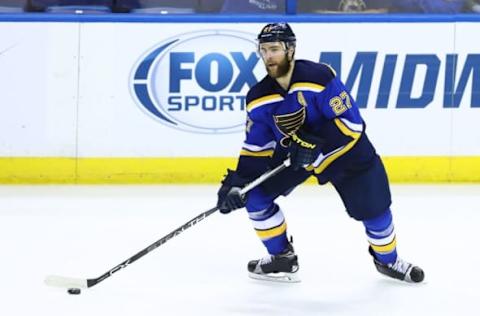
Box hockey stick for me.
[45,159,291,291]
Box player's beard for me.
[266,55,291,78]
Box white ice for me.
[1,184,479,316]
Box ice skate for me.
[248,242,300,283]
[369,247,424,283]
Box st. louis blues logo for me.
[129,30,262,134]
[274,92,307,147]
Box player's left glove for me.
[217,169,249,214]
[288,128,325,171]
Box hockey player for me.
[217,23,424,283]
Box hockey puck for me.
[67,288,81,295]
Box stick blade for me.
[44,275,88,289]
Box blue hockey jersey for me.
[236,59,377,184]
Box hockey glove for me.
[288,128,325,171]
[217,169,249,214]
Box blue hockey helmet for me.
[257,23,296,45]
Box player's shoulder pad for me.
[246,76,283,114]
[293,60,336,87]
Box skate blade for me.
[248,271,301,283]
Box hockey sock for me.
[248,203,288,255]
[362,208,397,264]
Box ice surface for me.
[1,184,479,316]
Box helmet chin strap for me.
[284,41,296,61]
[286,53,293,63]
[286,46,295,62]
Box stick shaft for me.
[240,159,290,195]
[88,206,217,287]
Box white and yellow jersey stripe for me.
[240,140,276,158]
[288,82,325,94]
[307,118,364,174]
[246,94,283,113]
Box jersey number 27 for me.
[329,91,352,116]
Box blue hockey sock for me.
[363,209,398,264]
[248,203,288,255]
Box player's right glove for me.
[217,169,249,214]
[288,128,325,171]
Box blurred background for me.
[0,0,477,14]
[0,1,479,184]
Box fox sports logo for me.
[130,30,264,134]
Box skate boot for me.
[247,242,300,283]
[369,247,424,283]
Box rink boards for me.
[0,16,479,183]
